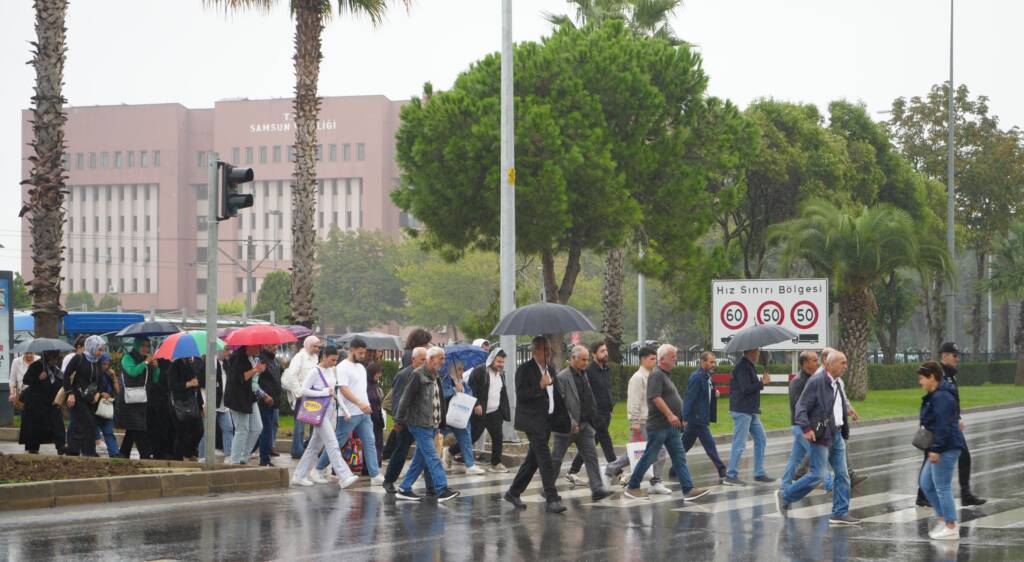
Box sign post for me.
[711,279,829,352]
[0,271,12,426]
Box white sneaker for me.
[96,443,107,454]
[566,473,587,487]
[320,467,337,482]
[309,470,327,484]
[442,448,453,471]
[929,524,960,541]
[930,520,946,537]
[339,475,360,490]
[291,477,314,487]
[489,463,509,473]
[648,483,673,495]
[371,474,385,485]
[464,465,486,475]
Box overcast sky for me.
[3,0,1021,274]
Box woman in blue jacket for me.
[917,361,966,541]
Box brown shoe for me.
[625,487,649,500]
[684,488,711,501]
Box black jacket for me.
[395,366,441,429]
[391,366,414,419]
[467,364,510,421]
[788,370,814,425]
[63,354,100,403]
[258,351,283,408]
[514,359,567,434]
[224,349,258,413]
[940,363,962,417]
[729,356,764,415]
[586,361,614,416]
[793,371,849,447]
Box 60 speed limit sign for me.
[711,279,829,351]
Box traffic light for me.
[219,162,254,220]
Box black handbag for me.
[171,389,201,421]
[811,418,834,442]
[912,426,934,451]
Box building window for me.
[69,189,74,203]
[140,151,149,168]
[331,180,338,196]
[69,217,74,233]
[127,151,135,168]
[75,153,84,169]
[196,246,208,262]
[198,216,208,232]
[250,213,255,229]
[259,146,267,164]
[346,180,351,196]
[131,185,137,201]
[119,279,125,293]
[318,212,323,228]
[332,211,338,226]
[132,247,137,262]
[68,248,73,263]
[100,152,109,168]
[273,145,281,163]
[105,217,111,232]
[263,182,269,198]
[105,186,112,201]
[346,211,352,228]
[144,247,151,263]
[343,144,351,161]
[232,147,240,163]
[80,216,85,232]
[288,146,296,162]
[329,144,337,161]
[106,247,112,264]
[197,278,207,294]
[68,278,74,291]
[153,151,160,167]
[132,279,138,293]
[114,151,123,168]
[94,279,99,293]
[197,151,206,168]
[94,217,99,231]
[145,216,151,231]
[117,186,124,201]
[93,247,99,263]
[277,246,283,260]
[144,185,150,200]
[119,247,124,261]
[263,212,269,229]
[132,216,138,231]
[89,152,97,169]
[145,279,151,293]
[80,248,85,262]
[119,216,124,231]
[197,185,208,200]
[245,146,253,164]
[357,143,365,161]
[318,180,324,196]
[277,181,283,197]
[315,144,323,161]
[236,278,244,293]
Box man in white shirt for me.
[8,352,35,408]
[281,336,321,458]
[315,338,383,485]
[604,346,668,492]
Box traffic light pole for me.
[203,152,219,471]
[243,235,253,324]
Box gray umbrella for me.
[724,323,799,354]
[332,331,402,351]
[14,337,74,354]
[491,302,597,336]
[116,321,181,338]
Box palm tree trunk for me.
[839,287,871,400]
[971,251,986,356]
[288,0,324,328]
[601,247,625,363]
[1015,300,1024,386]
[24,0,69,339]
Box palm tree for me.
[22,0,69,338]
[770,199,949,400]
[207,0,409,328]
[983,222,1024,385]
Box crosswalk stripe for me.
[861,506,935,523]
[675,489,826,514]
[963,506,1024,529]
[764,493,914,519]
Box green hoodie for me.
[121,338,160,383]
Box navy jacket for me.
[920,381,966,453]
[728,356,764,415]
[793,371,848,447]
[683,368,717,426]
[586,362,614,416]
[788,371,814,425]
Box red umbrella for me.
[224,325,298,347]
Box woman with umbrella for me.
[167,356,204,461]
[118,338,156,459]
[64,335,106,456]
[18,350,65,454]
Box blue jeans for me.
[291,398,307,458]
[257,405,278,466]
[727,411,767,478]
[781,430,851,517]
[94,417,120,457]
[401,426,448,494]
[919,449,961,523]
[443,423,475,468]
[316,413,379,476]
[627,427,695,492]
[780,425,833,492]
[198,411,234,458]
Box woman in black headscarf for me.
[18,351,66,454]
[63,335,106,456]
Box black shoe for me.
[545,500,567,514]
[754,475,776,484]
[383,481,396,494]
[850,472,868,488]
[259,462,275,467]
[270,451,280,458]
[592,489,614,502]
[425,488,437,497]
[962,490,987,506]
[396,489,421,502]
[504,492,526,510]
[916,496,932,508]
[437,488,461,503]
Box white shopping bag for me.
[626,440,654,480]
[445,392,477,429]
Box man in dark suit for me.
[505,336,567,513]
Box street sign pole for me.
[499,0,518,442]
[204,152,219,470]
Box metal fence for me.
[867,350,1015,364]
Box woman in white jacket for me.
[291,345,359,489]
[282,336,321,458]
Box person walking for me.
[505,337,566,513]
[225,345,265,465]
[916,360,966,540]
[167,357,204,461]
[63,335,106,457]
[681,352,727,484]
[365,362,386,474]
[315,338,382,484]
[93,354,121,458]
[255,344,283,466]
[394,347,460,503]
[566,342,616,486]
[466,347,510,473]
[724,348,773,486]
[118,338,155,459]
[149,357,176,460]
[8,351,34,414]
[624,345,711,502]
[605,347,669,493]
[197,348,233,460]
[382,347,432,494]
[916,342,985,507]
[291,345,360,489]
[281,336,321,459]
[775,351,858,526]
[550,346,615,502]
[440,361,486,475]
[779,351,833,493]
[18,350,65,455]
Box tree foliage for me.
[13,273,31,309]
[65,290,94,311]
[982,222,1024,384]
[396,248,499,341]
[97,294,121,310]
[254,270,292,322]
[313,228,404,333]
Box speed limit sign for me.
[712,279,829,351]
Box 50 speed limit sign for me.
[711,279,829,351]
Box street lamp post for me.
[945,0,957,343]
[499,0,518,441]
[268,210,282,270]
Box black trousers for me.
[147,401,174,460]
[448,411,506,465]
[508,428,560,502]
[171,414,203,460]
[570,412,616,472]
[66,399,98,456]
[119,429,152,459]
[382,428,399,460]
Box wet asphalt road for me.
[2,406,1023,562]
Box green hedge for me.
[867,361,1017,390]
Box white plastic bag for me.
[627,440,654,479]
[445,392,477,429]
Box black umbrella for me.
[723,323,798,354]
[116,321,181,338]
[491,302,597,336]
[331,331,402,351]
[14,337,74,354]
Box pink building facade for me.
[20,96,408,314]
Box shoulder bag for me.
[171,386,202,421]
[295,368,333,427]
[96,397,115,419]
[912,426,934,451]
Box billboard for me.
[711,278,829,351]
